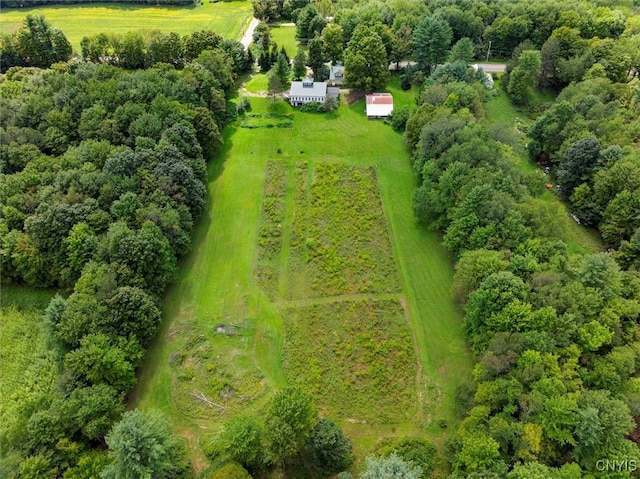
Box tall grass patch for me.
[255,159,288,298]
[286,162,402,299]
[282,299,417,423]
[0,305,58,444]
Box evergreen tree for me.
[413,16,453,73]
[293,49,307,79]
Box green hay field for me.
[132,89,472,469]
[0,1,253,51]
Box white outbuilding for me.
[365,93,394,118]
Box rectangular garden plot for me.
[281,298,417,424]
[286,162,402,299]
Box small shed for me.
[365,93,393,118]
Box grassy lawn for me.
[0,1,253,51]
[133,91,472,472]
[486,80,604,254]
[244,73,269,93]
[269,24,300,57]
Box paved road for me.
[475,63,506,72]
[389,61,506,72]
[240,18,261,49]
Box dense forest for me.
[393,0,640,477]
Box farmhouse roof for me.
[290,79,327,97]
[330,62,345,80]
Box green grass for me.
[0,286,58,447]
[244,73,269,93]
[0,1,253,51]
[385,73,418,111]
[133,95,472,471]
[485,80,604,254]
[269,24,300,57]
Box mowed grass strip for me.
[282,298,417,424]
[0,1,253,51]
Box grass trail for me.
[0,1,253,51]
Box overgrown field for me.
[0,1,253,51]
[0,288,58,445]
[254,159,412,423]
[282,299,416,423]
[134,92,472,465]
[256,160,401,300]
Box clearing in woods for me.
[0,1,254,51]
[133,83,472,467]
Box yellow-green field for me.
[0,1,253,51]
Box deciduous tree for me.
[264,387,316,464]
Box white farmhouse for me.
[289,78,327,106]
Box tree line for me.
[0,16,252,478]
[0,15,253,74]
[253,0,640,94]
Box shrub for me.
[300,102,324,113]
[236,97,251,115]
[323,95,339,112]
[390,106,410,132]
[211,462,252,479]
